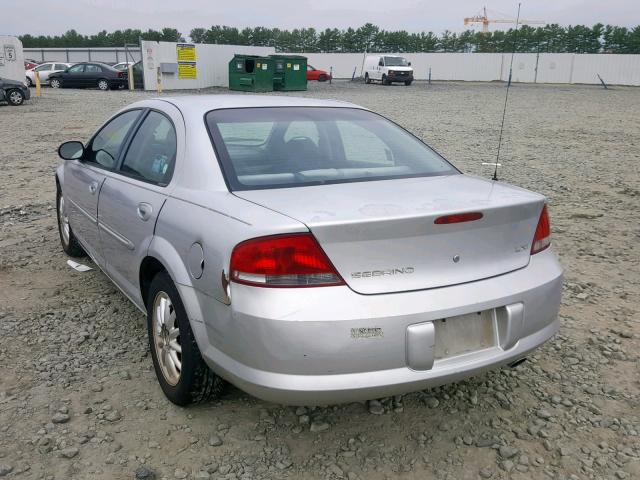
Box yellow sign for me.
[178,62,197,79]
[176,43,196,61]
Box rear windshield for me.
[205,107,457,191]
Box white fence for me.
[0,36,25,83]
[294,52,640,86]
[141,41,274,90]
[23,47,141,64]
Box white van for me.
[364,55,414,86]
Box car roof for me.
[134,95,364,118]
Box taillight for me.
[230,233,344,287]
[118,72,125,78]
[531,205,551,254]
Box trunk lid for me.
[235,175,545,294]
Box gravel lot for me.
[0,81,639,480]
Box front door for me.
[63,163,107,265]
[98,109,179,305]
[63,109,142,267]
[64,63,85,86]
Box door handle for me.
[137,202,152,221]
[89,181,98,194]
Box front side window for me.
[68,64,84,73]
[120,111,176,185]
[86,110,140,169]
[35,64,52,71]
[206,107,457,190]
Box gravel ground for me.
[0,81,639,480]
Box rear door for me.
[98,107,181,305]
[83,64,103,87]
[63,109,142,267]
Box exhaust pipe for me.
[508,357,527,368]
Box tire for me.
[405,80,413,86]
[26,77,33,87]
[382,74,390,85]
[365,73,371,84]
[318,74,327,82]
[6,89,25,106]
[50,78,61,89]
[97,79,109,91]
[56,188,86,257]
[147,271,224,406]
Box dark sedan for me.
[0,77,30,106]
[49,62,127,91]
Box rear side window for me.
[85,64,102,73]
[86,110,140,169]
[120,111,176,185]
[205,107,457,190]
[35,64,52,71]
[55,64,67,70]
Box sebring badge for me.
[453,255,460,263]
[351,267,414,279]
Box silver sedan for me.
[55,95,563,406]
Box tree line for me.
[19,23,640,54]
[19,28,183,48]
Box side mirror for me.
[408,62,412,66]
[378,60,384,67]
[58,141,84,160]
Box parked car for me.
[55,95,562,406]
[24,59,39,70]
[25,62,73,86]
[364,55,414,85]
[306,65,331,82]
[131,61,144,89]
[113,61,135,71]
[49,62,127,90]
[0,77,30,106]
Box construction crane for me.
[464,6,545,33]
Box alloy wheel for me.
[50,79,60,88]
[98,80,109,90]
[152,291,182,386]
[8,91,23,105]
[58,194,70,246]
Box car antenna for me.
[490,2,522,181]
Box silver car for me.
[55,95,563,406]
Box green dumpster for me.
[271,55,307,91]
[229,55,275,92]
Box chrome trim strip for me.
[99,221,135,250]
[67,197,96,224]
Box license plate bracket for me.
[433,310,496,360]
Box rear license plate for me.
[433,310,495,359]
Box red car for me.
[307,65,331,82]
[25,59,39,70]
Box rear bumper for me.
[182,249,563,405]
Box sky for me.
[4,0,639,37]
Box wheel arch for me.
[140,236,193,309]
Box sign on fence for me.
[178,61,197,79]
[176,44,196,61]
